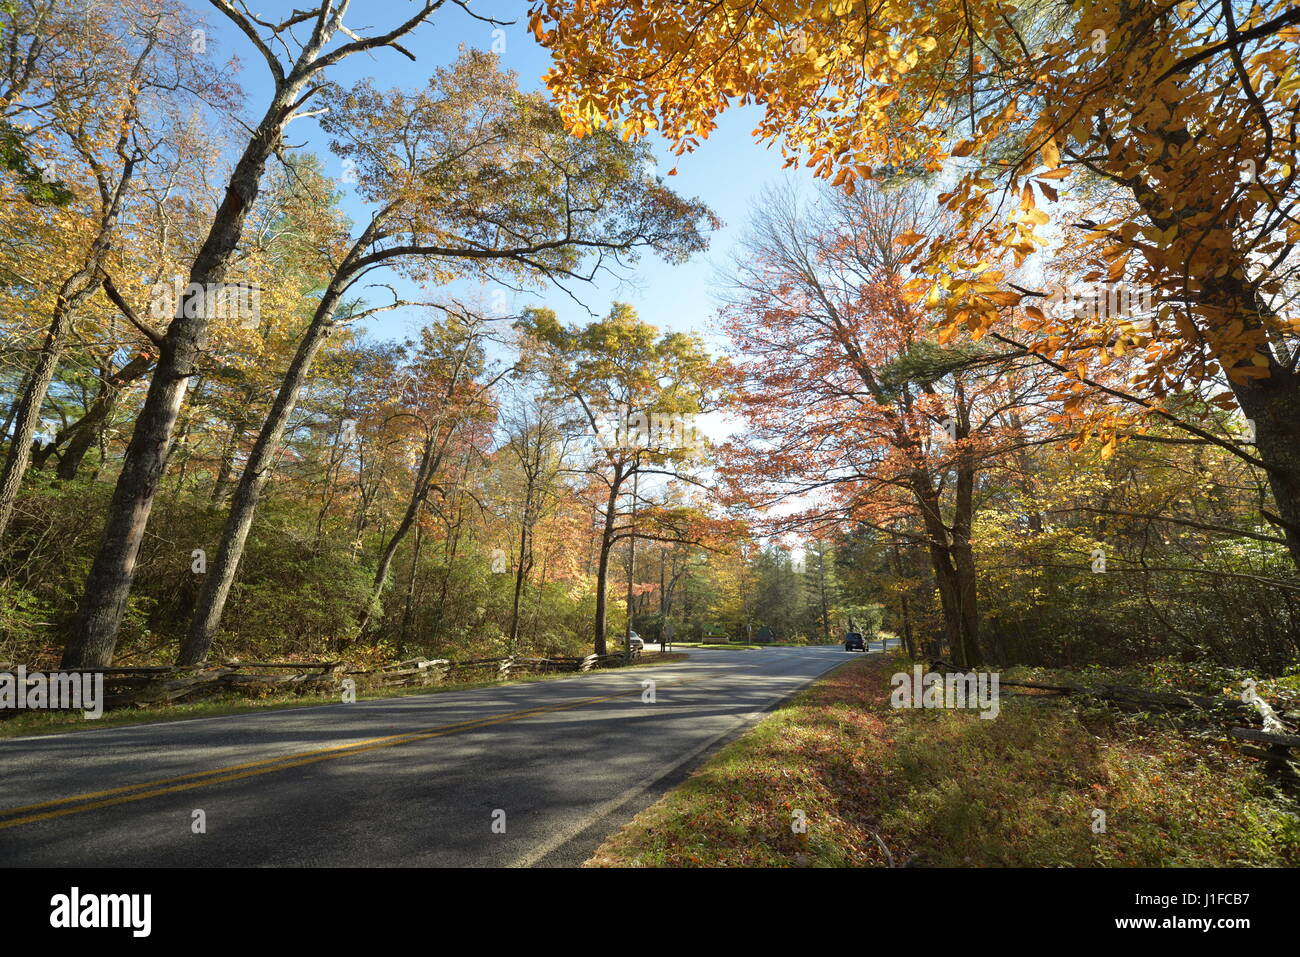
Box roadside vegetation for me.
[588,653,1300,867]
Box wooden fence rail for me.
[1,649,661,716]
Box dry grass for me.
[587,653,1300,867]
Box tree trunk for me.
[1228,360,1300,567]
[816,544,830,643]
[0,271,101,538]
[592,467,626,655]
[398,522,423,657]
[209,398,252,507]
[177,284,346,665]
[0,370,32,447]
[890,534,916,659]
[911,472,982,669]
[34,353,153,480]
[950,456,983,668]
[508,502,530,651]
[65,84,314,668]
[354,432,449,642]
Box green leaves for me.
[319,50,717,288]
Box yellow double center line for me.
[0,673,709,831]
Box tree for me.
[175,50,717,664]
[351,310,503,642]
[500,389,571,652]
[718,182,1055,667]
[521,303,726,653]
[802,537,840,643]
[0,0,222,538]
[530,0,1300,569]
[62,0,459,668]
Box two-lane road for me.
[0,644,887,867]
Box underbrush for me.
[588,653,1300,867]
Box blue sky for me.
[192,0,812,351]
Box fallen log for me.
[1227,727,1300,749]
[997,678,1255,714]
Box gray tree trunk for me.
[0,270,103,538]
[176,282,346,665]
[63,83,311,668]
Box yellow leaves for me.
[1069,113,1093,145]
[1039,136,1060,169]
[984,290,1022,307]
[1226,363,1270,383]
[1277,69,1300,95]
[1143,224,1178,245]
[1100,434,1118,460]
[896,229,926,246]
[900,277,930,303]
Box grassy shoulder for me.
[0,652,689,741]
[587,652,1300,867]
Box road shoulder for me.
[585,653,1300,867]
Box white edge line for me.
[512,651,857,868]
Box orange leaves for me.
[528,10,547,43]
[534,0,1299,456]
[983,289,1022,307]
[1039,136,1060,170]
[900,276,930,304]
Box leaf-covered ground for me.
[586,653,1300,867]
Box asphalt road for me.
[0,642,890,867]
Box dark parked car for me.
[844,632,866,652]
